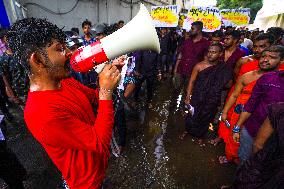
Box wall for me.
[15,0,172,33]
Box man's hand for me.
[221,112,228,122]
[184,96,191,105]
[173,69,177,77]
[112,56,126,68]
[12,96,23,105]
[99,64,121,100]
[232,132,240,143]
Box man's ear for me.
[29,52,46,69]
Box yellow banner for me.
[183,6,222,32]
[151,5,179,27]
[221,9,250,26]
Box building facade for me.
[3,0,175,32]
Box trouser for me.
[134,75,155,103]
[114,104,126,147]
[172,73,189,93]
[158,54,170,73]
[0,141,26,189]
[0,78,9,115]
[238,127,253,163]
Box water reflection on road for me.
[106,82,236,189]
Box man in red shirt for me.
[7,18,123,189]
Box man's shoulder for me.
[256,71,279,84]
[241,70,258,79]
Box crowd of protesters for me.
[0,17,284,189]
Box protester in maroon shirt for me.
[173,21,210,90]
[6,18,124,189]
[223,30,246,71]
[233,46,284,162]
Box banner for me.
[151,5,180,27]
[220,9,250,27]
[183,6,222,32]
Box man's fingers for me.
[109,65,118,73]
[102,64,112,72]
[114,73,121,82]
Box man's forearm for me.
[236,111,251,127]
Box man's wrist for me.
[232,125,241,133]
[99,88,113,100]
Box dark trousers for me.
[158,54,170,73]
[114,104,126,147]
[0,141,26,189]
[0,78,9,115]
[134,75,155,103]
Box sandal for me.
[210,137,222,146]
[218,156,228,164]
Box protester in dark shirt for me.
[233,102,284,189]
[81,19,96,46]
[158,28,172,78]
[0,116,27,189]
[173,21,210,91]
[78,19,98,89]
[180,43,232,144]
[223,30,246,71]
[135,50,159,108]
[233,46,284,162]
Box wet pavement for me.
[1,79,236,189]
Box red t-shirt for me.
[24,78,114,189]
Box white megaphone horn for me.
[70,3,160,73]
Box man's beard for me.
[259,64,279,72]
[45,59,70,80]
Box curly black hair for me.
[6,18,66,74]
[82,19,92,28]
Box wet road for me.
[107,80,236,189]
[1,79,235,189]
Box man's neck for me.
[209,60,219,66]
[258,67,279,75]
[84,34,91,40]
[192,33,203,42]
[226,45,237,53]
[29,75,61,92]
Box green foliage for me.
[217,0,263,22]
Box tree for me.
[217,0,263,23]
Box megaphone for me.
[70,3,160,73]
